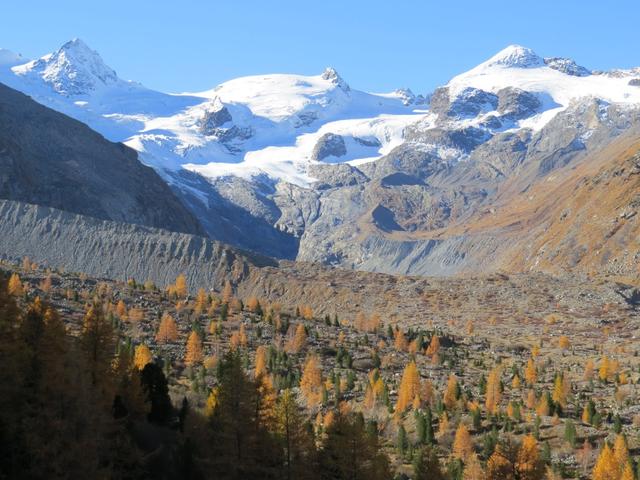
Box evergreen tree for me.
[140,362,173,424]
[319,412,390,480]
[413,446,445,480]
[397,423,408,457]
[564,419,577,448]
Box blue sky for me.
[3,0,639,94]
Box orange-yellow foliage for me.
[156,312,178,343]
[134,344,152,370]
[452,423,473,460]
[395,360,421,413]
[485,367,502,415]
[185,330,203,366]
[300,355,323,407]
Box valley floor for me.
[2,258,639,478]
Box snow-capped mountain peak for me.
[482,44,544,69]
[12,38,119,96]
[321,67,350,92]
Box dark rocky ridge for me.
[0,82,203,235]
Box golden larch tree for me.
[205,388,219,417]
[395,360,421,413]
[8,273,23,296]
[300,355,323,407]
[222,280,233,304]
[452,423,473,460]
[194,287,208,315]
[485,367,502,415]
[22,256,32,272]
[558,336,570,350]
[466,320,474,336]
[438,412,450,436]
[524,358,537,386]
[394,329,408,352]
[552,374,570,409]
[39,275,52,294]
[185,330,203,366]
[116,300,127,320]
[287,323,307,353]
[239,323,248,347]
[536,393,550,417]
[443,374,459,411]
[128,307,144,323]
[246,296,260,313]
[134,344,152,370]
[613,435,630,476]
[516,434,544,480]
[425,335,440,356]
[621,464,634,480]
[174,274,188,298]
[299,305,313,320]
[255,345,268,378]
[584,359,595,381]
[599,356,611,382]
[463,453,484,480]
[581,404,592,424]
[81,303,115,387]
[592,443,617,480]
[156,312,178,343]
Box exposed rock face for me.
[199,100,233,134]
[544,57,591,77]
[167,170,299,259]
[321,67,350,92]
[497,87,541,120]
[411,126,491,153]
[430,87,499,119]
[308,163,368,190]
[394,88,427,106]
[0,82,203,235]
[312,133,347,161]
[449,88,499,118]
[5,45,640,281]
[289,100,640,276]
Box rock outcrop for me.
[312,133,347,161]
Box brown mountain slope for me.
[355,130,640,278]
[429,131,640,277]
[499,135,640,277]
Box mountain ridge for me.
[3,39,640,276]
[0,82,204,235]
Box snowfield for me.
[0,39,425,187]
[1,40,640,190]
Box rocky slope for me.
[0,82,203,234]
[0,199,270,288]
[1,199,634,323]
